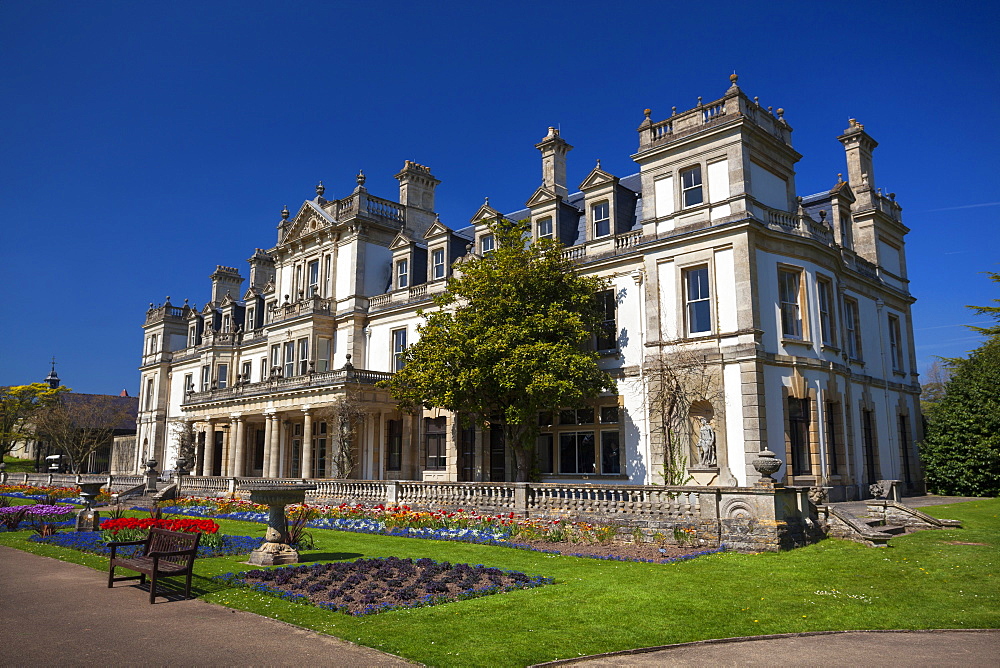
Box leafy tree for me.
[385,218,616,482]
[34,394,136,474]
[314,385,367,478]
[920,272,1000,496]
[0,383,68,460]
[919,360,952,417]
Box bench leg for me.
[108,564,115,588]
[149,571,157,604]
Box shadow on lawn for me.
[298,551,364,563]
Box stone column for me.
[203,421,216,477]
[301,408,313,480]
[232,414,245,477]
[220,424,231,476]
[268,414,281,478]
[262,413,274,478]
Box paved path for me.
[554,630,1000,667]
[0,545,411,667]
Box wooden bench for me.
[107,527,201,603]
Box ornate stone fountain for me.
[239,483,317,566]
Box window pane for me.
[600,406,619,424]
[577,433,595,474]
[576,408,595,424]
[538,217,553,238]
[601,431,621,474]
[559,409,577,425]
[537,434,553,474]
[559,433,577,473]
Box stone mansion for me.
[134,76,922,502]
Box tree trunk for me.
[504,423,532,482]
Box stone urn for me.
[75,481,104,532]
[752,449,783,484]
[239,483,317,566]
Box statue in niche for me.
[695,417,717,468]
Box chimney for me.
[209,265,243,305]
[837,118,878,194]
[395,160,440,212]
[535,127,573,199]
[247,249,275,290]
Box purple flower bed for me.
[29,531,262,558]
[0,503,76,531]
[214,556,554,616]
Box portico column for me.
[220,424,231,476]
[232,414,245,477]
[268,414,281,478]
[203,421,216,477]
[301,407,313,480]
[262,413,274,478]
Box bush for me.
[921,338,1000,497]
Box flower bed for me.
[0,503,76,531]
[214,556,554,616]
[30,531,261,558]
[158,499,722,564]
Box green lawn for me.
[2,456,37,473]
[1,499,997,666]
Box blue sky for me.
[1,0,997,394]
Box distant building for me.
[137,76,922,501]
[10,366,138,473]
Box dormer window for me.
[480,233,495,255]
[188,325,197,347]
[431,248,446,280]
[245,306,256,331]
[681,165,703,207]
[222,314,231,333]
[396,258,409,289]
[592,202,610,238]
[537,217,553,240]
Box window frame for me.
[241,360,253,384]
[787,396,811,476]
[217,363,229,389]
[307,260,320,297]
[480,233,495,255]
[888,314,903,372]
[537,216,553,240]
[817,276,836,347]
[684,265,712,335]
[386,419,402,471]
[396,258,409,290]
[298,337,310,375]
[284,340,295,378]
[538,402,622,477]
[424,417,447,471]
[680,165,704,208]
[595,289,617,351]
[592,201,611,238]
[778,266,805,340]
[201,365,211,391]
[844,297,862,360]
[392,328,407,372]
[431,248,446,280]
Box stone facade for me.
[135,76,923,502]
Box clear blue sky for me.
[1,0,997,395]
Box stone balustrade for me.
[2,472,144,491]
[183,367,393,405]
[164,476,821,551]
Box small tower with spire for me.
[45,358,60,388]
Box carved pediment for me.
[261,280,275,295]
[220,293,239,308]
[389,232,416,251]
[579,165,618,191]
[283,201,335,243]
[830,180,856,203]
[242,286,261,301]
[423,216,452,240]
[526,186,559,208]
[469,199,504,225]
[201,302,218,316]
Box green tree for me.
[920,272,1000,496]
[384,218,616,482]
[34,394,135,474]
[0,383,68,460]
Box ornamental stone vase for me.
[752,449,783,484]
[75,481,103,532]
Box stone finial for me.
[754,96,759,106]
[484,196,489,206]
[281,206,289,220]
[837,173,844,183]
[596,158,602,169]
[730,72,738,84]
[671,106,677,116]
[643,108,651,120]
[776,108,785,120]
[889,192,896,201]
[819,209,827,222]
[343,354,354,370]
[767,106,774,115]
[697,96,703,107]
[316,181,325,197]
[356,170,366,186]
